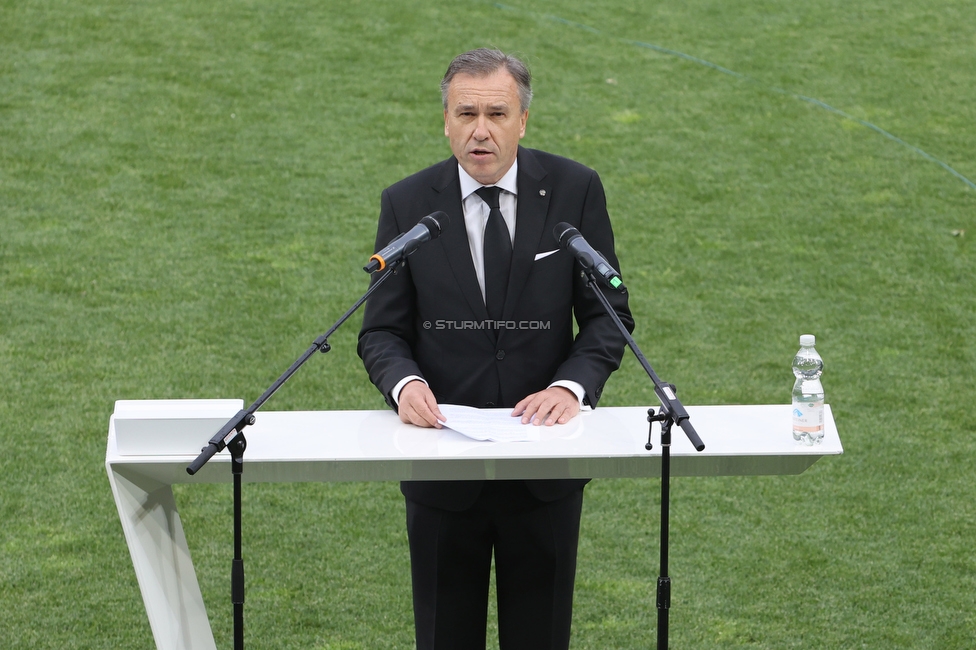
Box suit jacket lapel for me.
[429,159,493,328]
[504,147,552,321]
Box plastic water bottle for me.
[792,334,824,444]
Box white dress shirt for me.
[458,163,518,302]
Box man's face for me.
[444,70,528,186]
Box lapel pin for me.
[539,189,547,197]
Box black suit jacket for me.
[358,147,634,510]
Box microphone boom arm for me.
[186,258,404,475]
[582,268,705,452]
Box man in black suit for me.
[358,48,633,649]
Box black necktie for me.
[475,185,511,321]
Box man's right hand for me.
[397,380,445,428]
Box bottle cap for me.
[799,334,816,346]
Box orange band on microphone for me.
[369,254,386,271]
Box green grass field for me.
[2,0,974,647]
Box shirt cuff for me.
[548,380,592,411]
[392,375,427,406]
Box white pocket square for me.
[534,250,559,261]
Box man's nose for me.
[473,114,490,140]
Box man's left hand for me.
[512,386,580,426]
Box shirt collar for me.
[458,160,519,201]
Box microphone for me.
[553,222,625,290]
[364,211,450,273]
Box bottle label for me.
[792,401,824,433]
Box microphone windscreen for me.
[553,222,577,246]
[423,211,450,239]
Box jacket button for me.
[495,350,505,360]
[486,401,495,407]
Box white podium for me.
[106,400,842,650]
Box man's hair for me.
[440,48,533,113]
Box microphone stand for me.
[186,258,403,650]
[582,271,705,650]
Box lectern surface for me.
[108,403,842,483]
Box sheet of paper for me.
[438,404,540,443]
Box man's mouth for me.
[470,148,494,158]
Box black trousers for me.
[405,481,584,650]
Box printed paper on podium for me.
[438,404,545,442]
